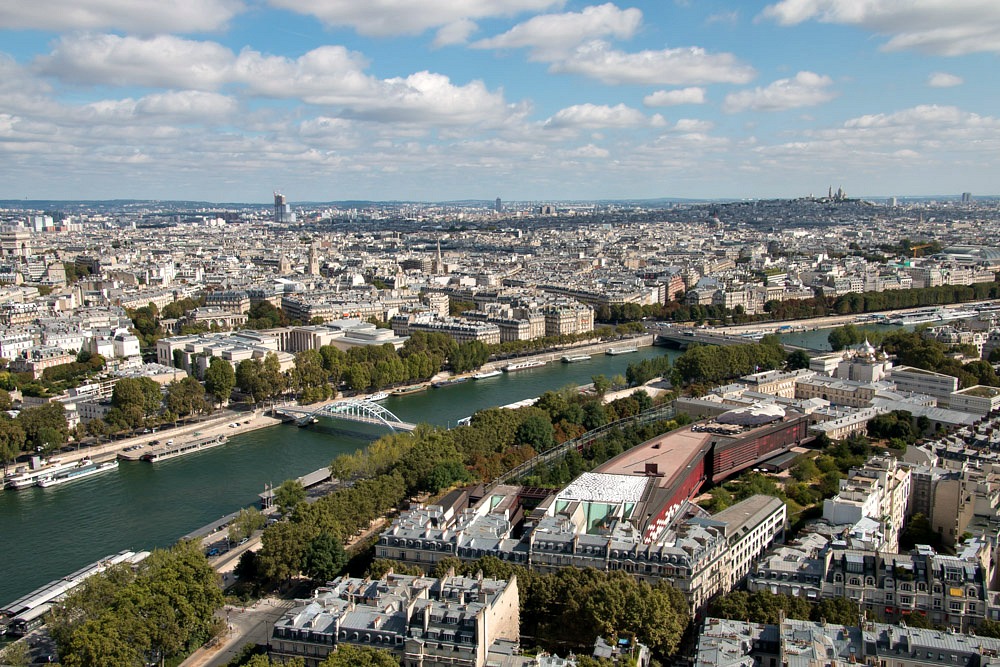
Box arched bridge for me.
[274,399,417,432]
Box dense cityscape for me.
[0,193,998,667]
[5,0,1000,663]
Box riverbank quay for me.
[452,333,655,376]
[716,301,989,335]
[45,408,283,468]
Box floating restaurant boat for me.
[432,377,469,388]
[4,459,78,490]
[561,354,592,363]
[391,383,430,396]
[605,347,638,356]
[503,360,546,372]
[140,435,228,462]
[37,459,119,488]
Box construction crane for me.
[909,243,933,258]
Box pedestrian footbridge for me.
[274,399,417,432]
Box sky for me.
[1,0,999,203]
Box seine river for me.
[0,347,679,607]
[1,322,914,607]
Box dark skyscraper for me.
[274,192,295,223]
[495,197,502,213]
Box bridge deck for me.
[654,328,813,353]
[274,404,417,431]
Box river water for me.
[0,347,677,607]
[2,323,920,607]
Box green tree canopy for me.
[319,644,399,667]
[274,479,307,514]
[204,357,236,407]
[302,533,347,583]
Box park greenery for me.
[671,335,787,386]
[47,541,225,667]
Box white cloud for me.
[643,87,706,106]
[472,3,641,59]
[762,0,1000,55]
[0,0,242,33]
[35,34,236,89]
[567,144,611,158]
[757,105,1000,172]
[723,71,836,113]
[134,91,240,119]
[673,118,714,133]
[544,103,657,129]
[706,10,739,25]
[552,40,755,85]
[33,36,520,127]
[267,0,565,36]
[927,72,964,88]
[434,20,479,47]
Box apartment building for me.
[748,539,992,629]
[822,455,910,552]
[391,314,501,345]
[270,572,520,667]
[695,618,1000,667]
[377,489,785,611]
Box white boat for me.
[473,369,502,379]
[5,459,78,490]
[561,354,592,363]
[37,460,119,488]
[503,360,546,372]
[605,347,638,356]
[141,435,228,462]
[368,392,390,402]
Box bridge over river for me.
[274,399,418,432]
[653,326,814,354]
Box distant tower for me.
[435,240,444,275]
[308,243,320,276]
[495,197,502,214]
[962,192,972,203]
[273,192,295,223]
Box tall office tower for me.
[274,192,296,223]
[962,192,972,203]
[495,197,502,213]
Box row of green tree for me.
[48,541,224,667]
[0,401,70,468]
[595,278,1000,327]
[521,414,691,488]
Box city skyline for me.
[1,1,999,203]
